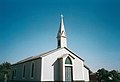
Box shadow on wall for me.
[52,59,60,81]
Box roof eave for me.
[64,47,84,61]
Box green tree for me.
[109,70,120,82]
[97,68,109,82]
[97,68,120,82]
[0,62,11,82]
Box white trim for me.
[65,64,72,66]
[82,62,85,80]
[72,58,75,80]
[41,58,44,81]
[63,57,65,81]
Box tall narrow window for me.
[58,40,61,47]
[12,71,14,80]
[65,57,73,81]
[14,69,16,77]
[65,57,72,64]
[31,63,35,78]
[23,65,25,78]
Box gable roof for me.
[64,47,84,61]
[15,48,61,64]
[58,53,75,59]
[12,47,84,65]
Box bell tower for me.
[57,15,67,48]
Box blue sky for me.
[0,0,120,72]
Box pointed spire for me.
[57,15,67,48]
[57,14,66,38]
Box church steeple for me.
[57,15,67,48]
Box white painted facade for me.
[84,67,90,81]
[41,48,86,81]
[11,15,90,82]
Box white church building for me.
[11,15,90,82]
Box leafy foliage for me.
[97,68,120,82]
[0,62,11,81]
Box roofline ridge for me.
[64,47,84,61]
[13,48,64,65]
[40,47,64,57]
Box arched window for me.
[65,57,72,64]
[65,57,73,81]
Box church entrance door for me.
[65,66,73,81]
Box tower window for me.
[65,57,72,64]
[58,40,61,47]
